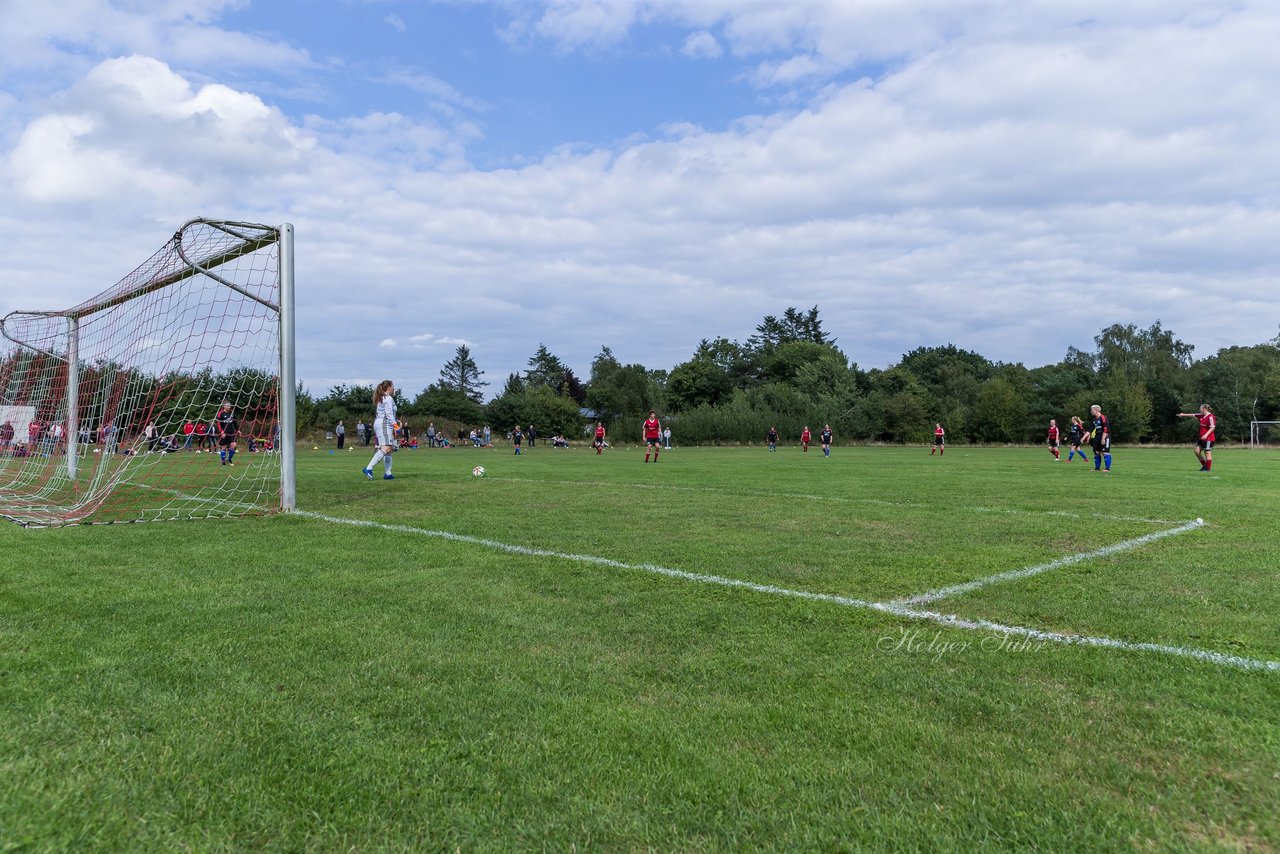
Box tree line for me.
[299,307,1280,446]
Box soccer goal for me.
[0,219,295,527]
[1250,421,1280,449]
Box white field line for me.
[294,510,1279,675]
[490,476,1181,525]
[898,518,1206,606]
[877,602,1280,674]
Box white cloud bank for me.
[1,1,1277,396]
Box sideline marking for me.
[898,519,1205,605]
[295,511,1278,675]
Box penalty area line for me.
[295,511,1278,675]
[897,518,1206,606]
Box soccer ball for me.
[472,465,486,478]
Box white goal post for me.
[0,219,295,527]
[1250,421,1280,449]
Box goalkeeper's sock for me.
[368,449,384,469]
[219,449,226,464]
[227,449,235,463]
[384,456,393,474]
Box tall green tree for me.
[439,345,488,404]
[524,344,567,392]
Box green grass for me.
[2,444,1278,850]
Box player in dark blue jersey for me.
[215,401,238,466]
[1066,416,1089,462]
[1089,405,1111,472]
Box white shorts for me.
[374,420,397,448]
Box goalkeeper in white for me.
[363,379,398,481]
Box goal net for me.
[1251,421,1280,449]
[0,218,295,527]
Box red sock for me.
[1206,459,1212,470]
[645,453,650,462]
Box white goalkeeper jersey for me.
[374,393,397,445]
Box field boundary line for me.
[295,511,1278,675]
[877,601,1279,673]
[897,518,1205,606]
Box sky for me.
[1,0,1277,398]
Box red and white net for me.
[0,219,283,527]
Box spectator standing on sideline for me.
[426,422,435,448]
[664,426,672,449]
[336,420,345,449]
[483,425,491,447]
[528,424,537,447]
[194,420,208,449]
[357,420,368,446]
[182,420,194,450]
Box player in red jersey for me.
[801,425,811,453]
[593,421,606,455]
[1047,419,1060,460]
[931,423,945,455]
[1177,404,1216,471]
[643,410,662,462]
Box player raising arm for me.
[1177,404,1216,472]
[363,380,398,481]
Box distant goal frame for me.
[1250,421,1280,449]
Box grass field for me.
[2,443,1278,850]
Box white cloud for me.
[7,55,312,205]
[681,30,721,60]
[2,1,1278,400]
[409,333,435,342]
[385,14,407,33]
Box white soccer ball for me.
[93,448,100,454]
[472,465,486,478]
